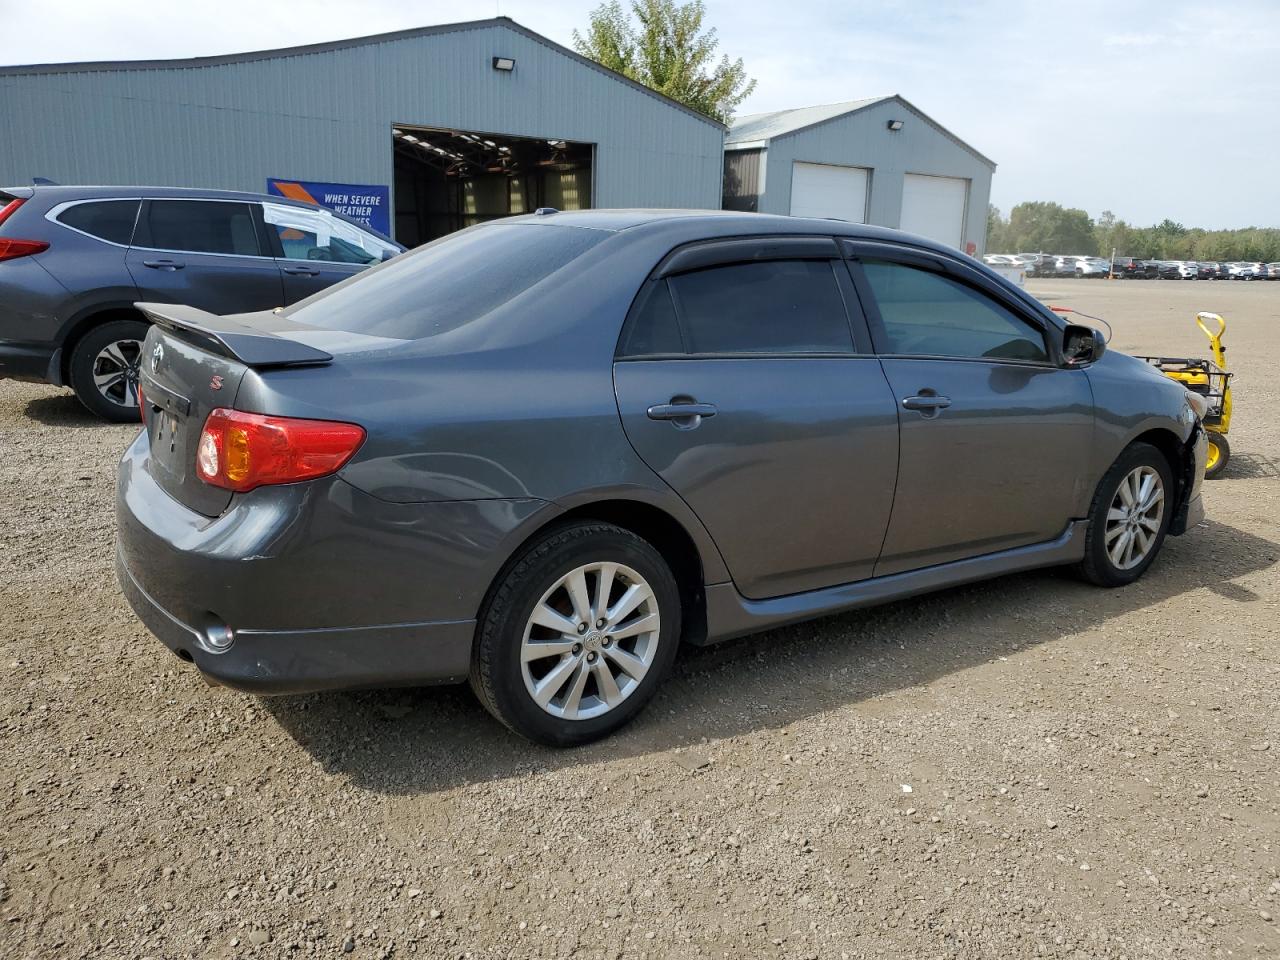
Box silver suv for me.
[0,184,401,420]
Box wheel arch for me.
[484,497,719,646]
[57,302,148,384]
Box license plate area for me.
[141,372,192,485]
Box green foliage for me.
[573,0,756,124]
[987,202,1280,261]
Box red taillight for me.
[137,386,147,424]
[0,238,50,262]
[0,197,25,227]
[195,408,365,493]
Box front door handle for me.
[282,266,319,276]
[647,400,717,429]
[901,392,952,417]
[142,259,184,271]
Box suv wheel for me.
[1077,442,1174,587]
[68,319,149,422]
[470,522,681,746]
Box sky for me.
[1,0,1277,229]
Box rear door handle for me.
[901,393,952,415]
[282,266,320,276]
[142,259,184,271]
[647,400,717,429]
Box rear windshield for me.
[284,223,607,340]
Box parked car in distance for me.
[0,184,403,420]
[1266,262,1280,279]
[1112,257,1151,279]
[1158,261,1196,280]
[1195,262,1220,280]
[116,210,1209,745]
[1028,254,1069,278]
[1071,257,1111,278]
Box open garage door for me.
[789,161,867,223]
[900,174,968,250]
[393,126,593,247]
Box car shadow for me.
[260,518,1277,795]
[23,392,107,427]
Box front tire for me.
[68,320,149,422]
[1076,442,1174,587]
[1204,432,1230,479]
[470,522,682,746]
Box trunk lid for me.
[137,304,334,517]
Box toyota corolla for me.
[116,210,1207,745]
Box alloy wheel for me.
[1105,466,1164,570]
[92,339,143,408]
[520,561,660,721]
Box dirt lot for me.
[3,279,1279,960]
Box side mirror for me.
[1063,323,1106,365]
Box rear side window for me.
[284,223,605,340]
[667,259,853,355]
[57,200,140,245]
[139,200,261,256]
[861,260,1048,362]
[618,281,683,356]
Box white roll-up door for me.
[789,162,868,223]
[900,174,968,249]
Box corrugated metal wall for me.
[0,20,724,232]
[754,99,993,253]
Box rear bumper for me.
[116,547,474,694]
[115,430,551,695]
[0,340,56,383]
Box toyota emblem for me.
[151,342,164,373]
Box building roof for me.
[0,16,724,130]
[727,97,890,144]
[727,94,995,169]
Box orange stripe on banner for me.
[274,182,319,205]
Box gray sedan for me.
[116,210,1208,745]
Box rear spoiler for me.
[136,303,332,368]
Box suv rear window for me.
[285,223,606,340]
[57,200,140,245]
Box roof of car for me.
[499,208,966,257]
[11,184,319,205]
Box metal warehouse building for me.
[0,17,724,246]
[723,96,995,253]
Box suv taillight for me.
[195,408,365,493]
[0,197,25,227]
[0,238,50,262]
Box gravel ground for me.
[3,279,1279,960]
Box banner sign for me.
[266,178,391,237]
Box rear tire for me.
[1076,442,1174,587]
[470,522,681,746]
[68,320,149,422]
[1204,432,1230,479]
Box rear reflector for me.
[195,408,365,493]
[0,238,50,262]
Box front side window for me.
[141,200,261,256]
[262,202,398,265]
[666,259,854,355]
[56,200,140,245]
[861,260,1048,362]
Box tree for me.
[1003,201,1097,255]
[573,0,756,124]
